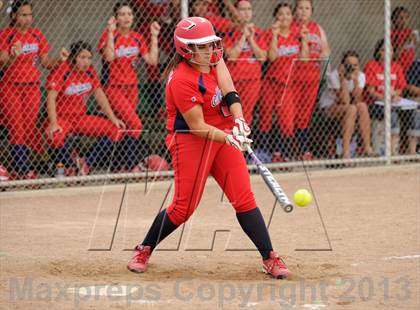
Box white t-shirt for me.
[319,69,366,109]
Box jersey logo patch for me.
[211,87,223,108]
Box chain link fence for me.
[0,0,419,188]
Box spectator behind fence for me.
[391,6,418,75]
[259,2,308,161]
[133,0,179,118]
[98,1,160,172]
[364,39,407,155]
[0,0,68,180]
[224,0,267,124]
[406,59,420,154]
[45,41,125,177]
[292,0,330,160]
[319,51,374,159]
[189,0,239,38]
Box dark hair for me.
[373,39,385,61]
[189,0,210,16]
[68,41,93,66]
[9,0,32,27]
[341,50,359,64]
[391,6,408,25]
[294,0,314,14]
[273,2,292,18]
[162,53,183,80]
[113,1,132,16]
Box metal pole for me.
[384,0,392,165]
[181,0,188,18]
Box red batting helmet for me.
[174,16,222,62]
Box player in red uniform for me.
[292,0,330,159]
[98,1,160,172]
[224,0,267,124]
[391,6,417,75]
[0,0,67,179]
[260,2,309,161]
[189,0,239,37]
[45,41,125,176]
[127,17,290,279]
[365,39,407,155]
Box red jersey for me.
[98,30,149,86]
[292,20,323,81]
[166,61,233,132]
[0,27,49,83]
[391,28,415,73]
[46,62,100,117]
[224,27,267,81]
[264,29,301,83]
[364,60,407,104]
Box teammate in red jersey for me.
[127,17,290,279]
[0,0,68,179]
[45,41,125,176]
[260,2,309,161]
[224,0,267,124]
[391,6,417,75]
[292,0,330,160]
[98,1,160,172]
[189,0,239,38]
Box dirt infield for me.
[1,165,419,309]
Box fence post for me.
[384,0,392,165]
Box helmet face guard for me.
[174,17,223,65]
[188,40,224,66]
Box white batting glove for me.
[225,134,253,151]
[232,117,251,137]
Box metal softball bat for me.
[246,145,294,213]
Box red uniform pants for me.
[294,65,321,130]
[165,133,257,226]
[259,79,296,137]
[104,85,142,138]
[0,83,44,153]
[235,79,261,125]
[45,115,122,148]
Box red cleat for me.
[0,165,10,181]
[127,245,151,273]
[262,251,290,279]
[301,151,315,161]
[25,170,38,180]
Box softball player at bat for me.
[0,0,68,179]
[127,17,290,279]
[224,0,267,124]
[45,41,125,176]
[98,1,160,172]
[292,0,330,159]
[260,2,309,161]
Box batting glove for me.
[225,134,253,151]
[232,117,251,137]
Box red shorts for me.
[104,85,142,138]
[45,115,123,148]
[165,133,257,226]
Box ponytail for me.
[162,53,183,81]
